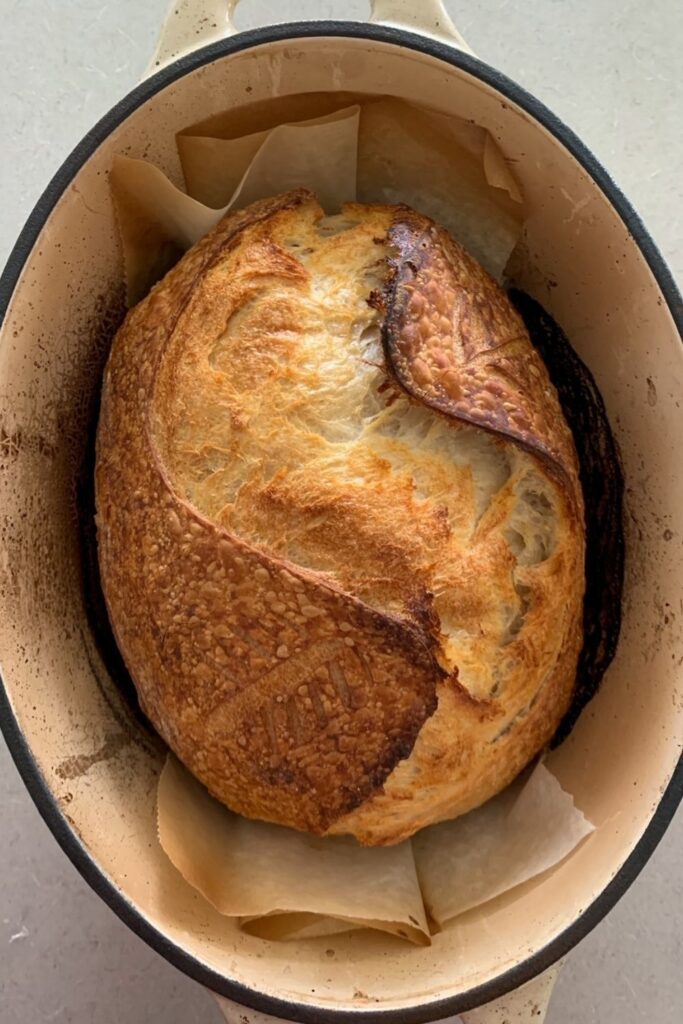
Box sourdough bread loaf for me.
[96,189,584,845]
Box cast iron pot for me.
[1,2,682,1022]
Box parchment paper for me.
[158,757,592,944]
[412,763,594,928]
[159,755,430,946]
[112,98,592,945]
[112,97,522,305]
[177,105,359,213]
[112,106,359,304]
[354,98,521,279]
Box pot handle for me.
[146,0,472,76]
[213,963,562,1024]
[369,1,472,50]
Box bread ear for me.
[379,211,580,507]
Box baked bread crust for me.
[96,189,585,844]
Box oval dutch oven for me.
[1,2,682,1022]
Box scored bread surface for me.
[96,189,585,845]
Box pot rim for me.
[1,20,682,1024]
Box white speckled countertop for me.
[1,2,681,1021]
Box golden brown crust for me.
[96,190,585,844]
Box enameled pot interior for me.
[1,30,682,1020]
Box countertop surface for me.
[1,1,681,1021]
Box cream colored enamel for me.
[0,31,682,1020]
[216,963,563,1023]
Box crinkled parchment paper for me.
[111,98,592,944]
[159,755,430,945]
[112,97,521,305]
[159,758,591,945]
